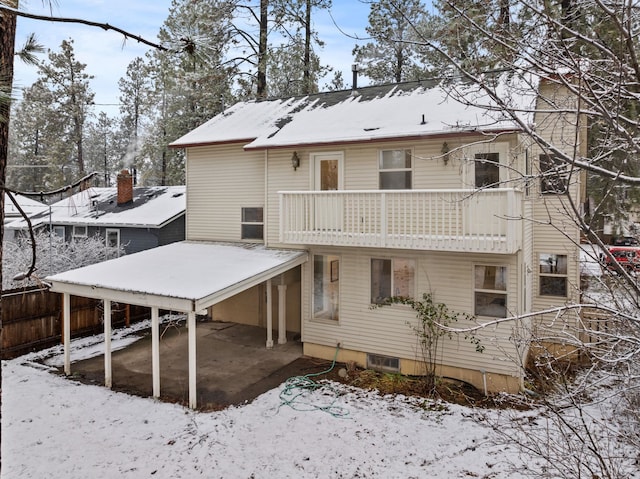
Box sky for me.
[12,0,373,118]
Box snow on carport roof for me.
[46,241,307,312]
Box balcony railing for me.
[279,189,522,254]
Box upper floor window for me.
[379,149,412,189]
[72,225,87,238]
[474,265,507,317]
[475,152,500,188]
[371,258,415,304]
[540,154,568,194]
[539,253,568,296]
[241,207,264,240]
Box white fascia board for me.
[194,252,308,311]
[48,281,194,312]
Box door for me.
[313,153,343,230]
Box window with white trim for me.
[72,225,87,238]
[106,228,120,254]
[379,149,412,189]
[475,152,500,188]
[474,265,507,317]
[313,254,340,321]
[371,258,415,304]
[241,207,264,240]
[52,226,65,238]
[539,253,568,296]
[540,154,569,194]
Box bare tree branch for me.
[0,4,169,52]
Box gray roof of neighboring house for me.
[6,185,186,230]
[3,193,48,223]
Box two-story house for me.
[47,76,585,408]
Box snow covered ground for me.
[1,328,535,479]
[1,245,634,478]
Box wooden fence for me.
[1,286,150,359]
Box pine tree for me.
[37,39,95,181]
[353,0,433,85]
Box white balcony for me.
[279,189,523,254]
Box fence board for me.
[1,286,149,359]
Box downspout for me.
[264,148,268,246]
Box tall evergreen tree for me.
[143,0,235,184]
[353,0,433,84]
[84,112,120,186]
[37,39,95,181]
[7,80,55,191]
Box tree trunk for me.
[0,0,18,470]
[303,0,311,94]
[257,0,268,99]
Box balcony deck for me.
[279,189,522,254]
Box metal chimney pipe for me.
[352,64,358,90]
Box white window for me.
[475,152,500,188]
[539,253,568,296]
[106,229,120,250]
[379,149,412,189]
[371,258,415,304]
[474,265,507,318]
[52,226,65,238]
[72,225,87,238]
[241,207,264,240]
[540,154,569,194]
[313,254,339,321]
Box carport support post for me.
[104,300,112,389]
[151,307,160,398]
[63,293,71,375]
[188,311,197,409]
[277,284,287,344]
[266,279,274,348]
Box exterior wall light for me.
[291,151,300,171]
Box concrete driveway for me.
[67,320,313,410]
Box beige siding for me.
[528,81,585,336]
[186,144,265,242]
[301,247,525,379]
[265,135,523,248]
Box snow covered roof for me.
[3,193,48,223]
[6,185,186,230]
[170,77,537,150]
[46,241,308,312]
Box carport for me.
[46,241,308,409]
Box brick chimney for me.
[117,169,133,205]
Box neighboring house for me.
[47,77,585,408]
[7,170,186,254]
[3,193,48,241]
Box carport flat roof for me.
[47,241,308,312]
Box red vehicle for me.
[604,246,640,273]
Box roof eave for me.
[243,128,522,151]
[168,138,255,149]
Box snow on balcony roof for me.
[47,241,308,312]
[169,76,537,150]
[7,185,186,230]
